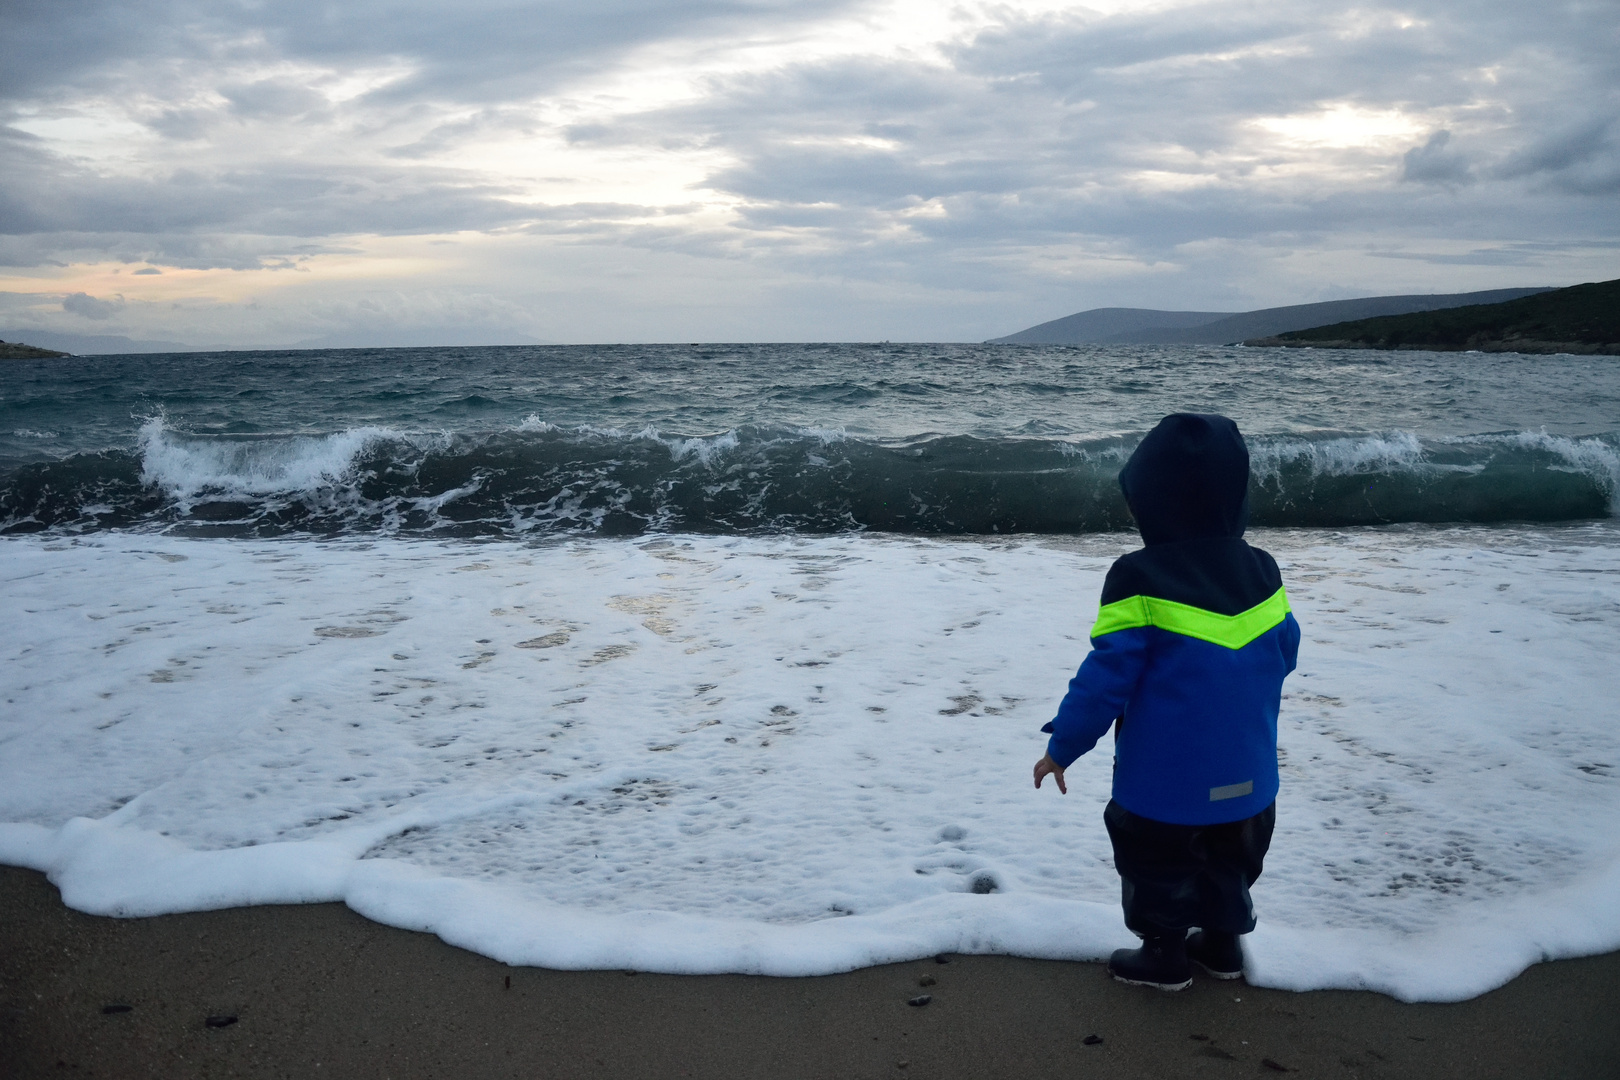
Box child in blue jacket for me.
[1034,413,1299,990]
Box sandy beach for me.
[3,866,1616,1079]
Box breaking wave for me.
[2,419,1616,538]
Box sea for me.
[2,342,1618,1001]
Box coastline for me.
[4,866,1617,1079]
[0,342,71,360]
[1240,336,1619,354]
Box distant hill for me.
[988,308,1234,344]
[1247,279,1620,354]
[988,287,1555,345]
[0,331,198,355]
[0,339,70,359]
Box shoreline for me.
[3,867,1617,1079]
[1240,336,1619,354]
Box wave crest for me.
[2,423,1615,538]
[135,417,416,508]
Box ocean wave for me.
[1249,429,1619,527]
[1,422,1615,538]
[134,417,425,509]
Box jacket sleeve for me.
[1041,627,1150,769]
[1281,611,1300,674]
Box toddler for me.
[1034,413,1299,990]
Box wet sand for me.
[2,866,1616,1079]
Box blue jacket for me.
[1043,414,1299,825]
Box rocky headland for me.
[0,340,71,359]
[1245,278,1620,354]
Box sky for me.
[1,0,1617,347]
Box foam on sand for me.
[2,527,1617,1000]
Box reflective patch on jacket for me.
[1092,586,1290,649]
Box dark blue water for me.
[2,343,1617,537]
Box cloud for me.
[220,78,331,121]
[0,0,1616,344]
[62,291,123,319]
[1494,114,1620,194]
[0,0,860,105]
[0,126,537,258]
[1403,131,1473,185]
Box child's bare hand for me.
[1033,754,1067,794]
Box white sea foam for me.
[662,429,740,465]
[1250,429,1620,508]
[509,418,746,465]
[797,425,851,446]
[2,527,1617,1000]
[135,417,409,505]
[1250,431,1428,481]
[1488,430,1620,511]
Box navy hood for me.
[1119,413,1251,545]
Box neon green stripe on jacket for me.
[1090,586,1290,650]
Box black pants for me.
[1103,799,1275,937]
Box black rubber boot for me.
[1107,934,1192,990]
[1186,929,1244,979]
